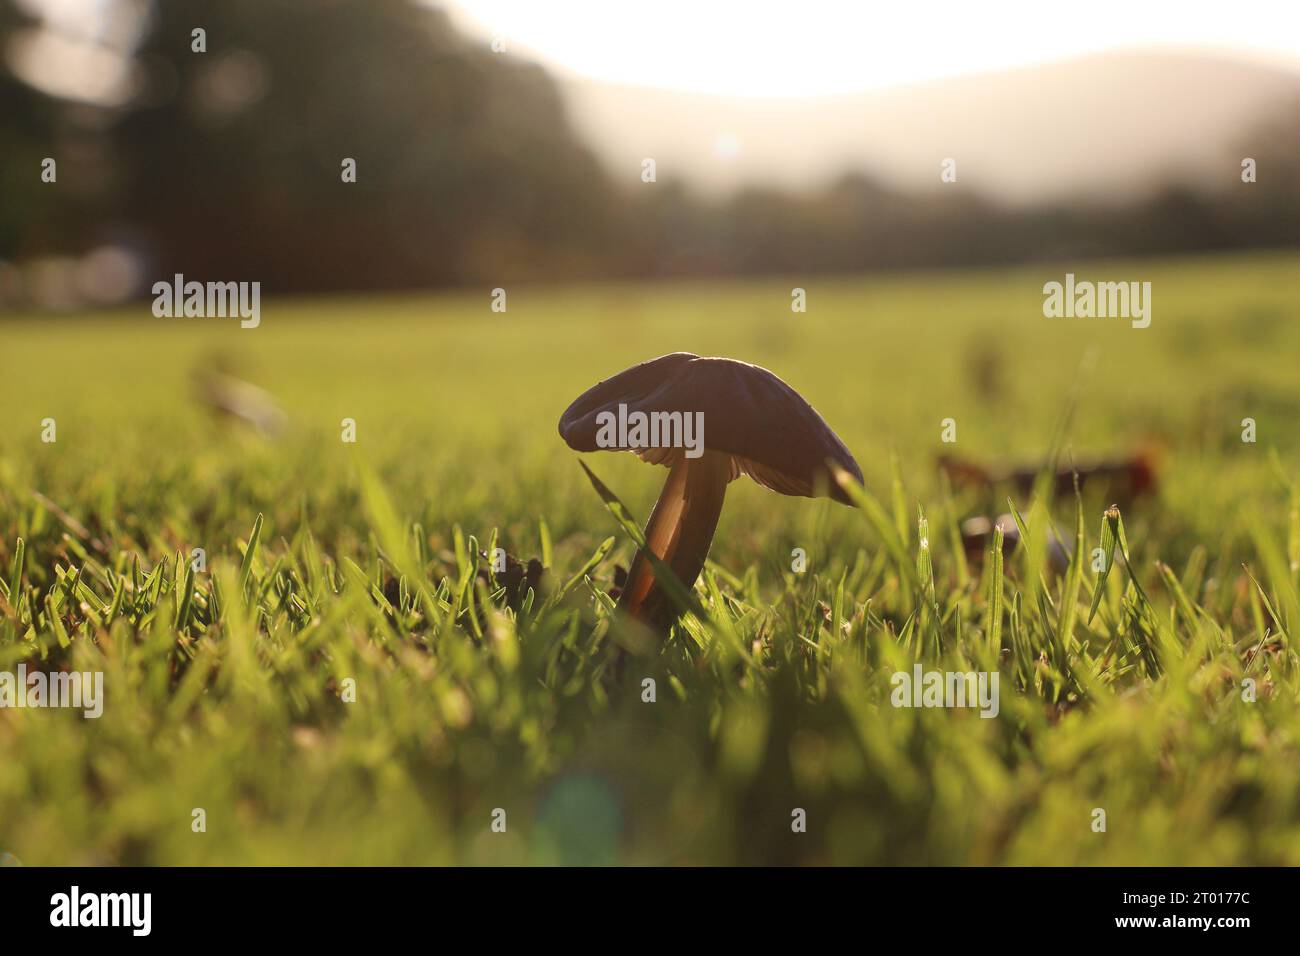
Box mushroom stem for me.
[619,450,731,631]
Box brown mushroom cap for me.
[558,352,862,504]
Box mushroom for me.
[558,353,862,630]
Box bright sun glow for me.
[444,0,1300,95]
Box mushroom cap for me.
[558,352,863,505]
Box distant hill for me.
[559,50,1300,204]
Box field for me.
[1,250,1299,865]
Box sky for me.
[443,0,1300,96]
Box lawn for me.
[1,250,1298,864]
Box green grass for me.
[1,250,1299,865]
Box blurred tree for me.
[116,0,627,293]
[0,0,63,257]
